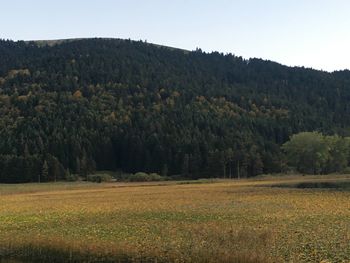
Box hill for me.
[0,38,350,182]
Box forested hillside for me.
[0,38,350,182]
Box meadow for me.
[0,175,350,262]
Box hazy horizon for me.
[1,0,350,72]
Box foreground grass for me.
[0,176,350,262]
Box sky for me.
[1,0,350,72]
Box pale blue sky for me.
[1,0,350,71]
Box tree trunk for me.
[237,161,240,180]
[229,162,232,179]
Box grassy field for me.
[0,176,350,262]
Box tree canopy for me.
[0,38,350,182]
[282,132,350,174]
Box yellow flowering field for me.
[0,176,349,262]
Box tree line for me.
[0,38,350,182]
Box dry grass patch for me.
[0,176,349,262]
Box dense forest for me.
[0,38,350,183]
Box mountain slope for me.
[0,38,349,182]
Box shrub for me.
[87,174,113,183]
[128,172,166,182]
[66,173,80,182]
[343,167,350,174]
[128,172,149,182]
[149,173,163,181]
